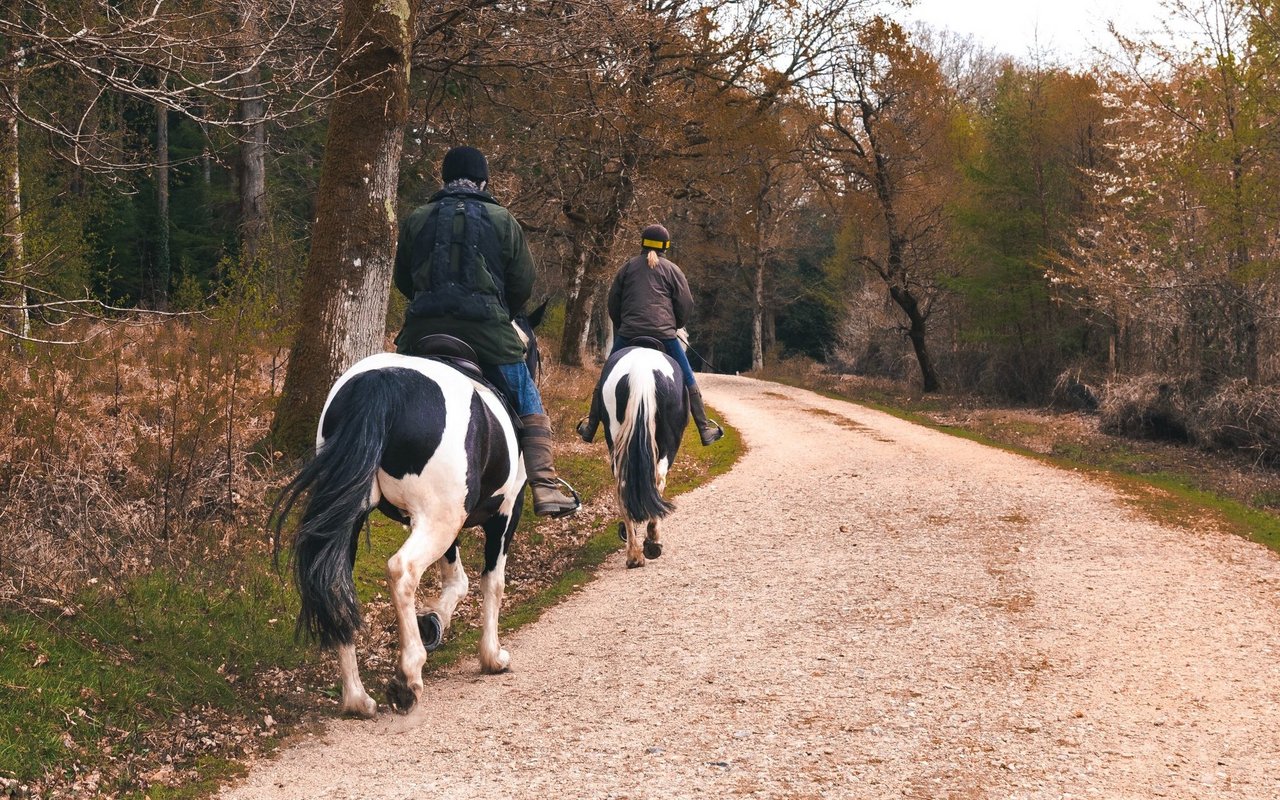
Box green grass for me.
[0,558,308,793]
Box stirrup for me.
[533,478,581,518]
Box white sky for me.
[899,0,1172,65]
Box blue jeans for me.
[495,362,544,416]
[611,335,697,388]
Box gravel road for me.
[220,374,1280,799]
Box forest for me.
[5,0,1280,793]
[3,0,1280,646]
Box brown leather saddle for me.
[404,334,521,428]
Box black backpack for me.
[406,192,509,323]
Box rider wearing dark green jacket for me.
[392,187,534,365]
[391,146,579,519]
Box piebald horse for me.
[588,340,689,568]
[272,310,544,717]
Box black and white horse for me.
[588,342,689,568]
[272,311,544,717]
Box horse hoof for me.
[385,676,418,713]
[417,611,443,651]
[341,693,378,719]
[643,540,663,559]
[481,648,511,674]
[626,558,645,569]
[617,522,627,542]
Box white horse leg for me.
[477,558,511,673]
[336,642,377,717]
[477,510,517,674]
[427,542,469,631]
[385,512,457,711]
[622,516,645,569]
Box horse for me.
[271,306,546,717]
[587,339,689,568]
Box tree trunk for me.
[559,223,625,367]
[889,285,939,392]
[0,62,25,342]
[270,0,414,455]
[236,0,268,264]
[155,100,170,310]
[751,255,764,371]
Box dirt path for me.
[221,374,1280,799]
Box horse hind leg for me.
[385,510,459,712]
[419,539,468,651]
[337,513,377,718]
[337,642,377,717]
[622,516,645,569]
[644,519,663,560]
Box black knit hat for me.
[441,146,489,184]
[641,224,670,250]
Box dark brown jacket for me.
[607,253,694,339]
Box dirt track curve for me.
[221,374,1280,800]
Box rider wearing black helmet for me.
[577,223,724,447]
[393,146,580,518]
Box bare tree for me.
[270,0,414,454]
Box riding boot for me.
[687,385,724,446]
[519,414,582,517]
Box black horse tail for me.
[271,370,399,648]
[612,366,676,523]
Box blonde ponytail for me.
[646,249,659,269]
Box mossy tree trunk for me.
[270,0,414,455]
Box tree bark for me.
[0,74,23,342]
[270,0,414,455]
[889,285,939,393]
[236,0,268,264]
[751,255,764,371]
[155,100,170,310]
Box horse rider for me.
[392,145,580,518]
[577,223,724,447]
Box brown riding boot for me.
[687,385,724,446]
[519,414,582,517]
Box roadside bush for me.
[1192,380,1280,465]
[0,277,288,608]
[1098,374,1193,442]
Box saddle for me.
[404,334,522,429]
[626,336,666,352]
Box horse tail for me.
[271,370,398,648]
[612,364,676,522]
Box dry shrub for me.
[1192,380,1280,465]
[1050,368,1100,413]
[1098,374,1193,442]
[0,309,287,607]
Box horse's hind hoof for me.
[417,611,443,651]
[643,540,663,559]
[385,676,418,713]
[617,522,627,542]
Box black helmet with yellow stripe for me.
[641,223,670,252]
